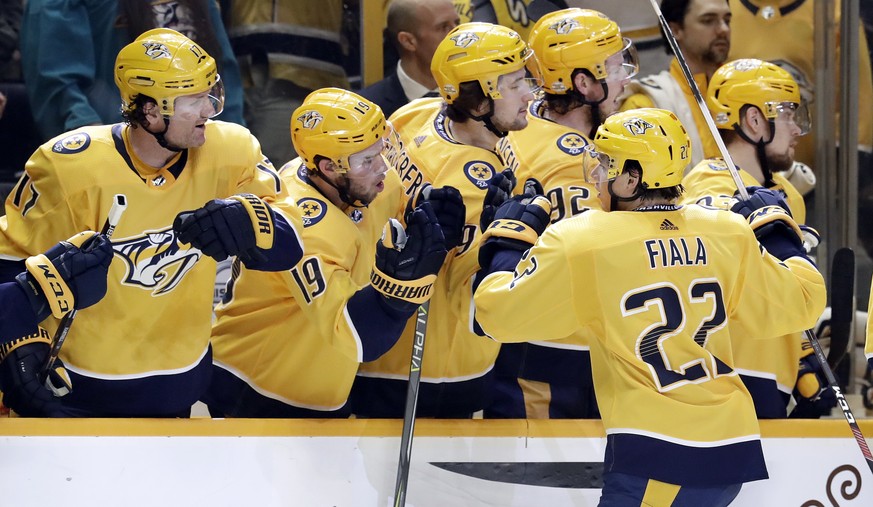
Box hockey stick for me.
[825,247,855,369]
[393,300,429,507]
[647,0,873,476]
[39,194,128,386]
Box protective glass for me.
[524,51,545,88]
[347,121,395,176]
[766,100,810,136]
[173,77,225,119]
[582,145,613,185]
[607,38,640,81]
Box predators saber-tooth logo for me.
[549,18,581,35]
[142,42,171,60]
[112,227,201,296]
[297,111,324,130]
[623,117,654,136]
[450,31,480,48]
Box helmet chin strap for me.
[465,98,508,138]
[314,171,368,209]
[735,120,776,186]
[141,116,184,152]
[576,81,610,139]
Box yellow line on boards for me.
[0,418,869,438]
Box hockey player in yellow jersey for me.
[474,108,825,505]
[681,58,835,418]
[203,89,455,417]
[487,7,639,419]
[0,29,304,417]
[351,22,540,418]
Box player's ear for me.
[317,158,338,176]
[141,101,162,126]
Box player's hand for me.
[407,184,466,250]
[173,194,274,265]
[729,186,805,261]
[0,336,73,416]
[372,202,447,313]
[478,183,551,271]
[479,169,516,232]
[790,341,837,418]
[16,232,114,321]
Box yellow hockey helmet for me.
[528,8,639,94]
[114,28,223,117]
[586,108,691,188]
[707,58,809,133]
[430,22,540,103]
[291,88,388,173]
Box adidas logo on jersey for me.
[414,135,427,147]
[660,219,679,231]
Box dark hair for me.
[543,69,592,115]
[121,0,223,62]
[625,160,684,201]
[122,94,158,128]
[444,81,488,123]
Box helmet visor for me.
[607,38,640,81]
[173,76,225,119]
[767,100,810,136]
[582,145,613,185]
[347,120,395,175]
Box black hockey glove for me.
[790,341,837,418]
[174,194,274,265]
[406,184,466,250]
[0,332,73,416]
[478,182,551,272]
[479,169,516,232]
[729,186,805,261]
[371,201,448,313]
[15,232,114,322]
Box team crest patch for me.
[556,133,588,156]
[463,161,496,189]
[113,228,201,296]
[142,42,171,60]
[623,117,654,135]
[549,17,581,35]
[708,161,728,171]
[52,133,91,154]
[297,111,323,130]
[349,209,363,223]
[298,197,327,227]
[450,31,480,48]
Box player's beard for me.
[491,112,529,133]
[702,39,730,66]
[766,150,794,173]
[339,174,378,206]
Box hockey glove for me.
[0,331,72,416]
[729,186,805,261]
[479,169,516,232]
[790,340,837,418]
[371,202,447,313]
[174,194,274,265]
[478,184,551,273]
[15,232,114,321]
[406,184,466,250]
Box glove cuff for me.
[229,194,274,249]
[0,328,52,364]
[370,266,436,305]
[23,254,74,319]
[747,205,803,240]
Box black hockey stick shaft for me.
[805,327,873,474]
[826,247,855,368]
[40,194,127,384]
[393,300,429,507]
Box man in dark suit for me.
[359,0,459,118]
